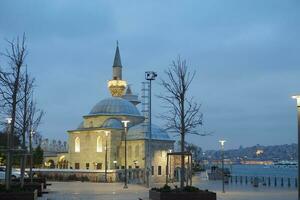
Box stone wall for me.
[32,168,145,184]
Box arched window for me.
[75,137,80,152]
[135,145,140,158]
[97,136,103,152]
[128,145,132,158]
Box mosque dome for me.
[127,123,173,141]
[89,97,141,116]
[101,118,123,129]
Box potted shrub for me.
[149,184,216,200]
[0,185,38,200]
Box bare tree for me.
[0,34,44,189]
[28,96,44,182]
[15,69,34,187]
[0,34,27,190]
[159,56,203,189]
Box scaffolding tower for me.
[141,81,151,187]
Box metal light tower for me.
[291,95,300,200]
[145,71,157,188]
[219,140,226,193]
[5,117,12,190]
[121,120,130,189]
[105,130,110,183]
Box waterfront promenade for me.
[38,177,297,200]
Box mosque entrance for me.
[57,155,68,169]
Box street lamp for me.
[30,129,35,183]
[113,160,117,169]
[291,95,300,200]
[121,120,130,189]
[219,140,226,193]
[104,130,110,183]
[5,117,12,190]
[145,71,157,188]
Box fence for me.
[228,175,297,188]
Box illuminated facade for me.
[44,44,174,183]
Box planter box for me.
[23,183,43,197]
[14,177,47,189]
[149,190,216,200]
[0,189,37,200]
[10,182,43,197]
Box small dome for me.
[89,97,141,116]
[77,121,84,129]
[101,118,123,129]
[127,123,173,141]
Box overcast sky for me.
[0,0,299,150]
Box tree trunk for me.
[180,133,185,189]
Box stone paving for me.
[39,179,297,200]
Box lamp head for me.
[219,140,226,148]
[105,130,110,136]
[145,71,157,80]
[292,95,300,107]
[6,117,12,124]
[121,120,130,128]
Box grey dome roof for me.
[101,118,123,129]
[89,97,141,116]
[127,123,173,141]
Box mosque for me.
[44,45,175,183]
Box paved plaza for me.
[39,178,297,200]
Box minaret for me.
[108,42,127,97]
[112,42,122,80]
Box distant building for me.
[43,44,174,183]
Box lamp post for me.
[122,120,130,189]
[219,140,226,193]
[5,117,12,190]
[145,71,157,188]
[30,129,35,183]
[113,160,117,169]
[291,95,300,200]
[105,130,110,183]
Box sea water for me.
[230,164,297,178]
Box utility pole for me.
[5,117,12,190]
[292,95,300,200]
[30,129,35,183]
[122,120,130,189]
[105,131,110,183]
[145,71,157,188]
[219,140,226,193]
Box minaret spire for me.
[108,42,127,97]
[113,41,122,69]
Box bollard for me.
[235,176,238,184]
[240,176,243,184]
[274,177,277,187]
[288,178,291,187]
[253,177,259,187]
[281,177,284,187]
[246,176,248,184]
[296,178,298,188]
[230,176,233,183]
[268,177,271,186]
